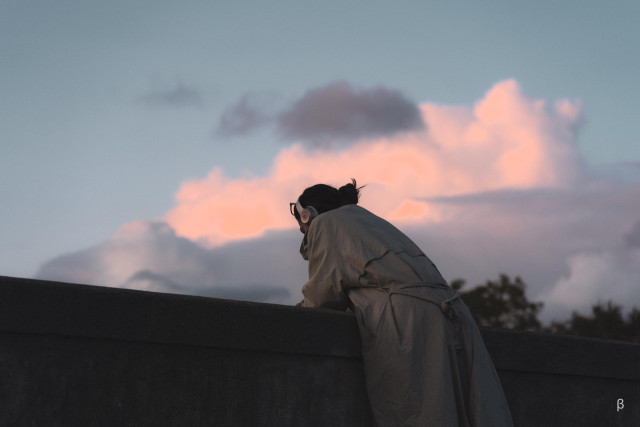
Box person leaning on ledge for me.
[290,179,514,427]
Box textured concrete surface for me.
[1,275,639,426]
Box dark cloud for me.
[214,82,425,145]
[277,81,425,145]
[138,84,204,109]
[215,93,273,137]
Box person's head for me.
[290,178,362,233]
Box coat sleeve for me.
[300,217,353,310]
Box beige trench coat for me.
[300,205,513,427]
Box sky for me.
[2,0,639,322]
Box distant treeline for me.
[451,274,640,343]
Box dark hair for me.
[298,178,362,216]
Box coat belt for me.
[380,284,461,314]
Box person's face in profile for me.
[297,219,309,234]
[290,202,310,234]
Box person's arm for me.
[300,218,352,310]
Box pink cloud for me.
[166,80,584,247]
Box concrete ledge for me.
[1,275,639,426]
[0,275,361,358]
[483,327,640,381]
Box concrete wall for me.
[1,275,638,426]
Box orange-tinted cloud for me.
[166,79,584,247]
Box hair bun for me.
[338,178,361,206]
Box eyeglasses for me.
[289,202,297,216]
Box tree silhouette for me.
[451,274,640,342]
[451,274,543,331]
[546,301,640,343]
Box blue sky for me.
[2,1,639,319]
